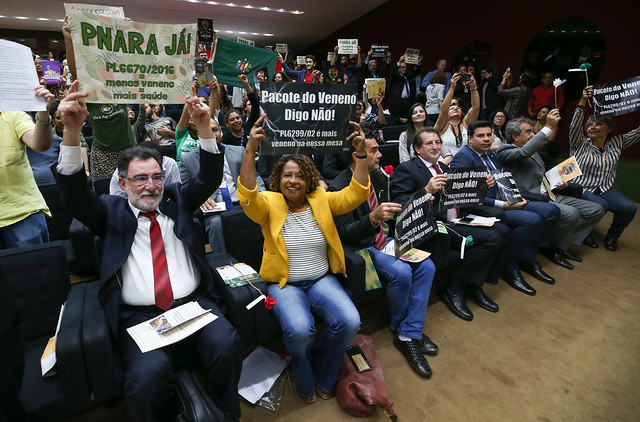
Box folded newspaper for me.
[127,301,217,353]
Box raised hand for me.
[58,81,89,142]
[185,96,212,138]
[247,113,267,152]
[347,121,365,155]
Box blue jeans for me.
[582,188,637,239]
[0,212,49,249]
[267,274,360,397]
[368,246,435,339]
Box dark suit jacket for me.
[391,156,448,221]
[55,150,224,339]
[329,168,391,248]
[387,65,420,107]
[481,75,502,112]
[391,155,504,220]
[496,131,551,202]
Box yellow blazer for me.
[237,175,370,288]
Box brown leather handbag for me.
[335,334,398,420]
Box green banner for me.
[67,8,196,104]
[212,37,277,88]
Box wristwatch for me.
[35,113,54,127]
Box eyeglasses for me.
[125,174,164,186]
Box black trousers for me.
[447,222,511,291]
[119,297,242,422]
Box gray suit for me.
[496,131,605,250]
[180,144,264,252]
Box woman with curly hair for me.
[238,115,370,403]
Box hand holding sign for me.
[579,85,594,107]
[426,174,446,194]
[370,202,402,225]
[35,85,55,112]
[545,108,561,129]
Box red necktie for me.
[368,185,387,250]
[140,212,174,311]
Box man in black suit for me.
[330,128,436,377]
[54,82,242,422]
[479,67,502,120]
[387,54,421,120]
[391,127,511,321]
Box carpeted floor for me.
[64,211,640,422]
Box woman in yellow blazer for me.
[238,115,370,403]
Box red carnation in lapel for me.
[381,165,394,176]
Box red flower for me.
[383,165,394,175]
[264,295,276,310]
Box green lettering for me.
[128,31,144,54]
[80,22,96,46]
[113,30,127,53]
[145,34,159,55]
[177,32,187,55]
[165,33,177,55]
[96,26,112,51]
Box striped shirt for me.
[569,106,640,193]
[282,206,329,282]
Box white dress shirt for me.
[57,138,220,305]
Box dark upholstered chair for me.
[0,241,91,420]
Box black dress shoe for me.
[543,248,575,270]
[440,287,473,321]
[420,334,439,356]
[393,335,432,378]
[466,287,499,312]
[562,250,583,262]
[582,234,598,248]
[604,236,618,251]
[501,270,536,296]
[520,261,555,284]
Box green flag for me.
[212,37,277,88]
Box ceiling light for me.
[37,17,50,21]
[15,16,29,20]
[176,0,303,14]
[263,33,273,37]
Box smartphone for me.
[458,216,474,224]
[346,345,372,373]
[459,73,471,82]
[506,66,511,73]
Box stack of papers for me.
[216,263,261,288]
[453,214,500,227]
[127,302,217,353]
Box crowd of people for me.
[1,21,639,422]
